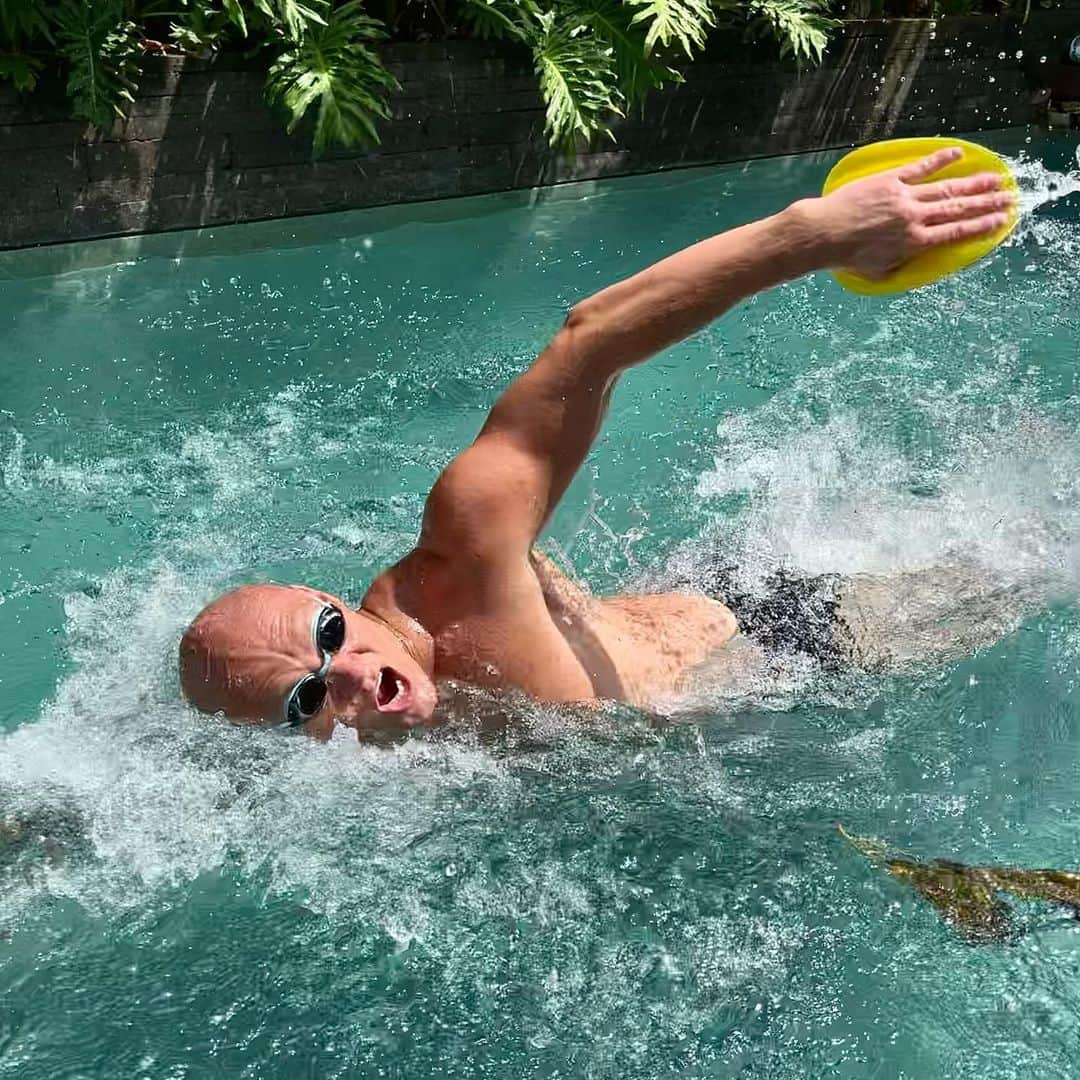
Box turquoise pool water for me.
[1,130,1078,1077]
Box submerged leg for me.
[834,559,1067,673]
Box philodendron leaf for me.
[839,825,1080,945]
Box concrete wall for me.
[0,11,1075,250]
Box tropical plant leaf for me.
[265,0,398,155]
[254,0,329,41]
[0,1,52,50]
[223,0,249,36]
[0,52,42,93]
[624,0,715,57]
[51,0,142,129]
[567,0,681,103]
[745,0,836,63]
[534,9,623,148]
[171,1,235,55]
[460,0,540,42]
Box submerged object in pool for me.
[822,137,1019,296]
[839,824,1080,944]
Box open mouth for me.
[375,666,405,710]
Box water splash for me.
[1007,152,1080,216]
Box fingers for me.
[917,211,1010,248]
[913,171,1004,201]
[897,146,963,183]
[919,189,1015,226]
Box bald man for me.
[180,148,1015,736]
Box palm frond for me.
[624,0,715,57]
[51,0,142,129]
[746,0,836,62]
[533,9,623,148]
[265,0,398,155]
[0,52,42,92]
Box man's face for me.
[179,584,438,737]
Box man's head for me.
[179,584,437,737]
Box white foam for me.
[1006,153,1080,216]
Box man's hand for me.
[799,146,1015,280]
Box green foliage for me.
[625,0,714,56]
[0,0,51,93]
[170,1,238,54]
[534,9,623,145]
[0,1,52,48]
[254,0,329,41]
[461,0,540,40]
[568,0,681,104]
[745,0,837,61]
[463,0,688,148]
[265,0,398,153]
[51,0,143,128]
[0,0,846,155]
[0,52,42,92]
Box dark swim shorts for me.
[694,562,853,670]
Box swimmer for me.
[179,147,1017,736]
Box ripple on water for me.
[0,134,1079,1077]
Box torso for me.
[363,548,738,710]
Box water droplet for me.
[1039,56,1047,63]
[998,51,1007,59]
[1015,50,1024,59]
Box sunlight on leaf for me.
[265,0,398,155]
[624,0,715,56]
[747,0,837,62]
[535,9,624,148]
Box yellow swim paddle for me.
[823,136,1019,296]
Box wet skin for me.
[179,148,1015,735]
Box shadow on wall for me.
[0,11,1073,253]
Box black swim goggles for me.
[283,604,347,726]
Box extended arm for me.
[420,147,1013,567]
